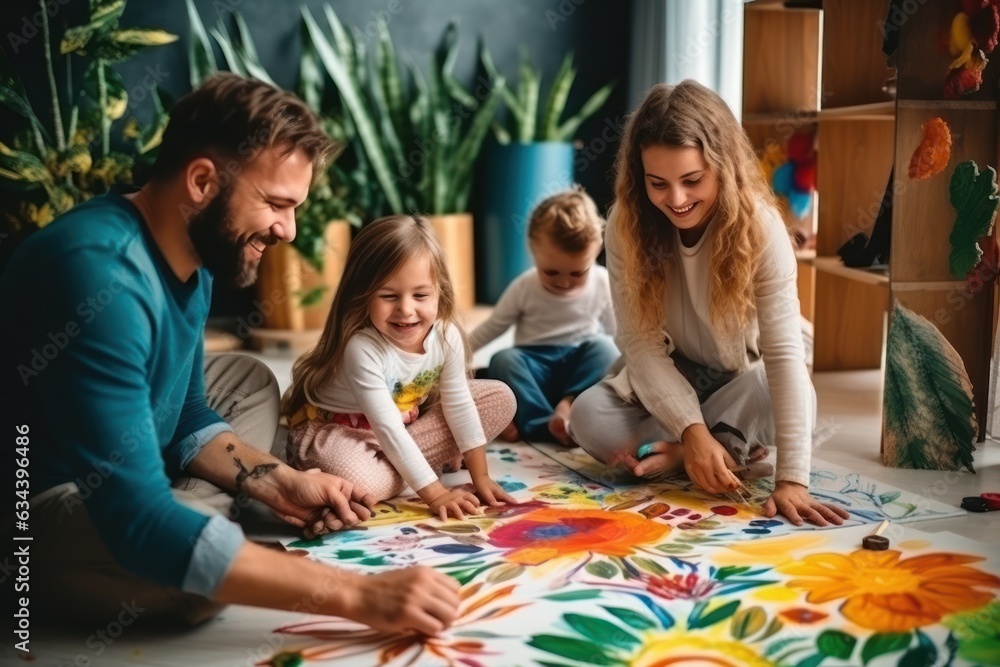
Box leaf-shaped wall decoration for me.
[949,160,999,278]
[882,302,977,472]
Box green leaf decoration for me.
[757,616,785,642]
[878,490,901,504]
[688,600,740,630]
[485,563,525,584]
[543,589,603,602]
[632,557,668,576]
[882,302,977,472]
[603,607,657,631]
[715,565,752,580]
[861,632,912,665]
[817,629,857,660]
[526,635,621,665]
[949,160,999,278]
[730,606,767,640]
[585,560,618,579]
[563,614,640,651]
[792,654,825,667]
[296,286,328,308]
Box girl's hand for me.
[681,428,742,495]
[763,481,850,526]
[428,487,482,521]
[402,405,420,425]
[472,475,517,507]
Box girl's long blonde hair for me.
[281,215,467,420]
[612,80,779,333]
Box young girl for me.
[282,215,517,522]
[570,80,850,527]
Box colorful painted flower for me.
[780,549,1000,632]
[628,633,779,667]
[487,507,669,566]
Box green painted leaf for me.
[585,560,619,579]
[730,606,767,640]
[817,630,856,660]
[603,607,656,631]
[898,645,937,667]
[861,632,912,665]
[688,600,740,630]
[878,490,901,504]
[563,613,640,650]
[949,160,999,278]
[543,589,603,602]
[757,616,784,641]
[632,557,668,576]
[286,537,324,548]
[527,635,620,665]
[486,563,525,583]
[765,636,808,658]
[793,654,825,667]
[715,565,751,580]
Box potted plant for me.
[186,0,363,332]
[0,0,176,242]
[477,48,614,303]
[303,6,504,311]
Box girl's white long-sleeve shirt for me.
[306,322,484,491]
[604,205,813,486]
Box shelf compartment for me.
[812,256,890,286]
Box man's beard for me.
[188,187,261,288]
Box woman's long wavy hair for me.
[280,215,468,420]
[612,80,779,333]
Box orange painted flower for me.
[780,549,1000,632]
[487,507,669,566]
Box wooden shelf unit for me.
[884,0,1000,441]
[743,0,894,371]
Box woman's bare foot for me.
[499,421,520,442]
[548,397,575,446]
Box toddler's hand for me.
[402,405,420,425]
[428,487,482,521]
[472,475,516,507]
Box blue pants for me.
[486,336,619,442]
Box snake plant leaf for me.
[553,81,615,142]
[186,0,216,86]
[138,85,172,154]
[375,17,407,148]
[304,6,403,213]
[229,11,274,85]
[949,160,999,278]
[479,39,519,119]
[882,302,977,472]
[322,4,357,80]
[298,19,323,111]
[452,77,503,212]
[110,29,177,47]
[210,19,248,77]
[540,52,575,140]
[516,50,539,141]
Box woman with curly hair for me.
[570,80,848,527]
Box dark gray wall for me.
[2,0,632,314]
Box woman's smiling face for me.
[641,144,719,236]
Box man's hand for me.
[763,480,850,527]
[262,466,377,538]
[344,567,461,635]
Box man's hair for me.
[528,186,605,254]
[150,72,336,181]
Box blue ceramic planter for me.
[477,141,575,303]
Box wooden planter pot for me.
[255,220,352,332]
[429,213,476,312]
